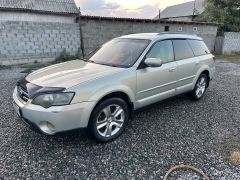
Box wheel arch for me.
[200,70,210,87]
[90,91,134,122]
[193,66,210,89]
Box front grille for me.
[17,86,29,102]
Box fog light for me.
[39,121,56,135]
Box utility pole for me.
[158,9,161,22]
[78,7,85,58]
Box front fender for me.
[88,84,135,103]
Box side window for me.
[172,40,194,60]
[188,40,210,56]
[146,40,174,63]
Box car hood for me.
[26,60,124,89]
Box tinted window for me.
[172,40,194,60]
[164,26,169,31]
[146,40,174,63]
[88,38,150,68]
[188,40,210,56]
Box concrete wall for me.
[81,19,218,54]
[0,21,80,65]
[0,16,218,65]
[222,32,240,54]
[0,11,76,23]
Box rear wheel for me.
[191,74,208,100]
[88,98,129,142]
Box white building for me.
[0,0,79,23]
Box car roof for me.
[119,33,202,41]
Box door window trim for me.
[137,38,201,69]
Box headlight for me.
[32,92,75,108]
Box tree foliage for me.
[203,0,240,34]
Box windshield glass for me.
[87,38,150,68]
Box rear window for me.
[188,40,210,56]
[172,40,194,60]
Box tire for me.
[88,97,129,142]
[190,74,208,100]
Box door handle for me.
[195,61,200,65]
[169,67,176,72]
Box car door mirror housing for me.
[144,58,163,67]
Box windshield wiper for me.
[95,62,118,67]
[82,59,95,63]
[82,59,125,68]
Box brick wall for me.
[222,32,240,54]
[0,21,80,65]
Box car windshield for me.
[86,38,150,68]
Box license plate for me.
[13,103,21,117]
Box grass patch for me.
[55,48,81,63]
[0,65,9,70]
[1,49,82,70]
[21,49,82,70]
[21,62,52,69]
[216,55,240,64]
[229,151,240,165]
[216,140,240,165]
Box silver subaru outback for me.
[13,33,215,142]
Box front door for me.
[136,40,177,108]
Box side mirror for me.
[144,58,163,67]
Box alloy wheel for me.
[195,76,207,98]
[96,104,125,137]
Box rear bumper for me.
[12,87,95,135]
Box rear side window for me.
[172,40,194,60]
[188,40,210,56]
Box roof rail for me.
[157,32,197,36]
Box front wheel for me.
[191,74,208,100]
[88,98,129,142]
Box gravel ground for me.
[0,62,239,179]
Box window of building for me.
[188,40,210,56]
[172,40,194,60]
[178,27,183,32]
[164,26,169,32]
[146,40,174,63]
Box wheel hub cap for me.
[196,77,207,98]
[96,104,125,137]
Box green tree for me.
[203,0,240,34]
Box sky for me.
[74,0,193,19]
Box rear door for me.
[136,40,178,108]
[172,39,199,95]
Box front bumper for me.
[12,87,95,135]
